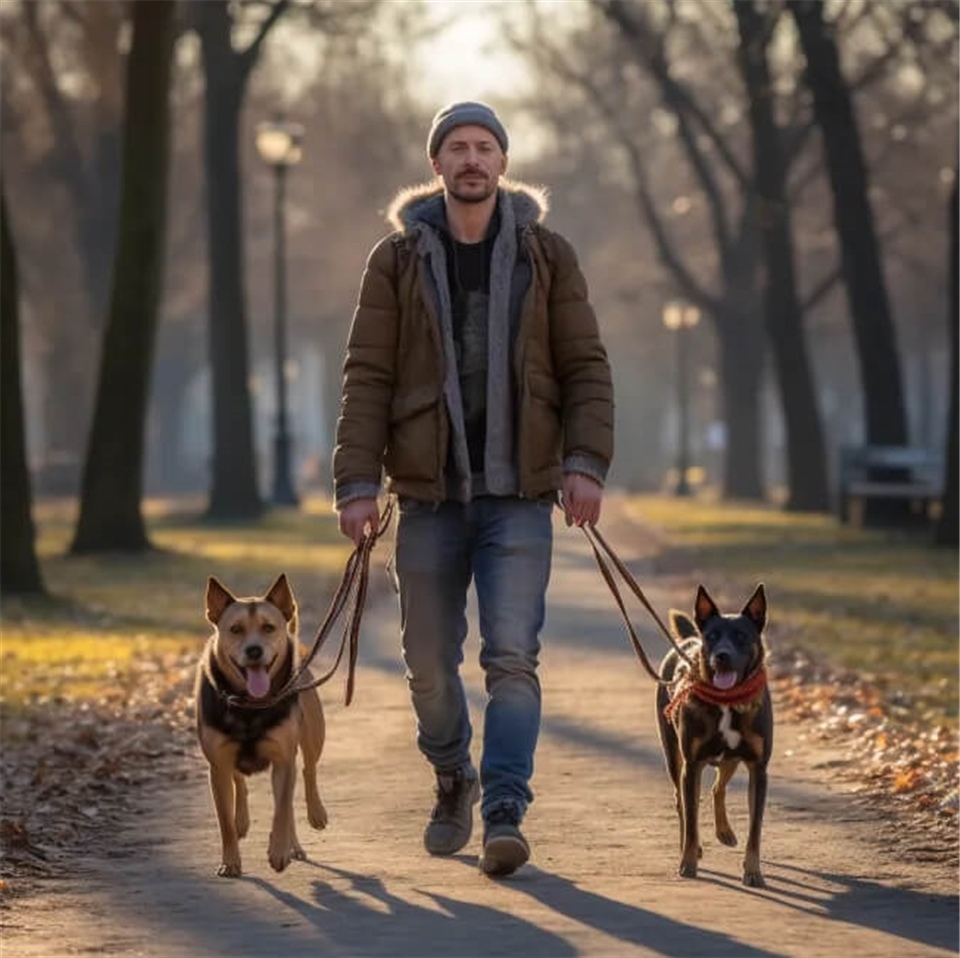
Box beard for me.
[448,173,496,204]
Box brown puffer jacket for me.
[333,179,614,506]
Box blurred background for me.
[1,0,956,521]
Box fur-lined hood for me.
[385,178,550,234]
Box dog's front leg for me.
[678,758,704,879]
[267,760,298,872]
[234,772,250,839]
[209,764,242,877]
[298,687,328,831]
[712,760,739,847]
[743,761,767,887]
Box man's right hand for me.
[337,497,381,546]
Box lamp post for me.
[663,301,701,496]
[256,116,304,507]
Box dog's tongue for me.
[246,666,271,699]
[712,671,738,691]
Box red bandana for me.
[663,667,767,722]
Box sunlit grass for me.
[5,492,957,727]
[626,495,959,724]
[1,495,354,707]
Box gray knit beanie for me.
[427,101,509,157]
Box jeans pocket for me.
[398,496,435,516]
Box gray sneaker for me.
[479,806,530,877]
[423,766,480,856]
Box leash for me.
[580,522,696,683]
[581,519,767,715]
[227,497,395,711]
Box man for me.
[334,101,614,878]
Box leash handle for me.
[581,523,696,681]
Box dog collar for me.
[663,667,767,721]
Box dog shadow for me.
[254,858,778,957]
[696,860,958,952]
[251,862,578,957]
[491,865,783,958]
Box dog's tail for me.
[668,610,699,640]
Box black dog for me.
[656,584,771,887]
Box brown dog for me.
[656,584,771,887]
[195,573,327,877]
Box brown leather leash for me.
[580,522,696,683]
[227,497,395,711]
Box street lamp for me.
[663,301,701,496]
[256,116,304,507]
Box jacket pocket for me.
[522,373,562,485]
[386,392,441,484]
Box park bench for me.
[837,444,945,526]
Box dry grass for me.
[0,496,353,708]
[3,492,957,727]
[625,495,959,726]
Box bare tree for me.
[190,0,288,520]
[70,0,176,553]
[734,0,829,511]
[0,179,45,594]
[190,0,377,519]
[0,1,126,476]
[788,0,909,458]
[516,0,767,500]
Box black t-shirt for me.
[444,228,495,473]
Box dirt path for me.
[2,507,957,957]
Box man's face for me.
[431,124,507,205]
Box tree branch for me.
[525,28,718,311]
[238,0,290,78]
[595,0,750,187]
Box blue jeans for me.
[394,496,554,821]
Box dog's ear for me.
[742,583,767,633]
[265,573,297,624]
[669,609,699,640]
[694,585,720,631]
[205,576,236,625]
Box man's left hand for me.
[561,473,603,527]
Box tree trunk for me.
[22,3,123,481]
[934,175,958,547]
[0,181,46,595]
[736,0,830,511]
[196,1,264,520]
[70,0,176,554]
[789,0,910,521]
[715,310,765,500]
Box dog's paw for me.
[268,836,294,872]
[216,860,242,878]
[678,858,699,879]
[716,826,737,847]
[308,801,328,830]
[292,842,308,862]
[743,852,765,887]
